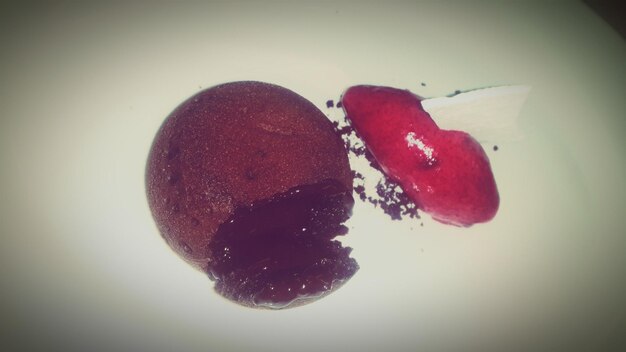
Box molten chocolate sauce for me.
[207,179,358,309]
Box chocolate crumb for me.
[328,101,420,222]
[421,82,426,87]
[493,145,499,151]
[336,101,343,108]
[326,100,334,108]
[446,89,463,97]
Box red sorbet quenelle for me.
[341,85,500,227]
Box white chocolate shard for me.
[422,85,531,143]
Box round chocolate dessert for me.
[146,81,358,309]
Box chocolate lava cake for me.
[146,81,358,308]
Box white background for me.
[1,1,625,351]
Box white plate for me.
[1,2,625,351]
